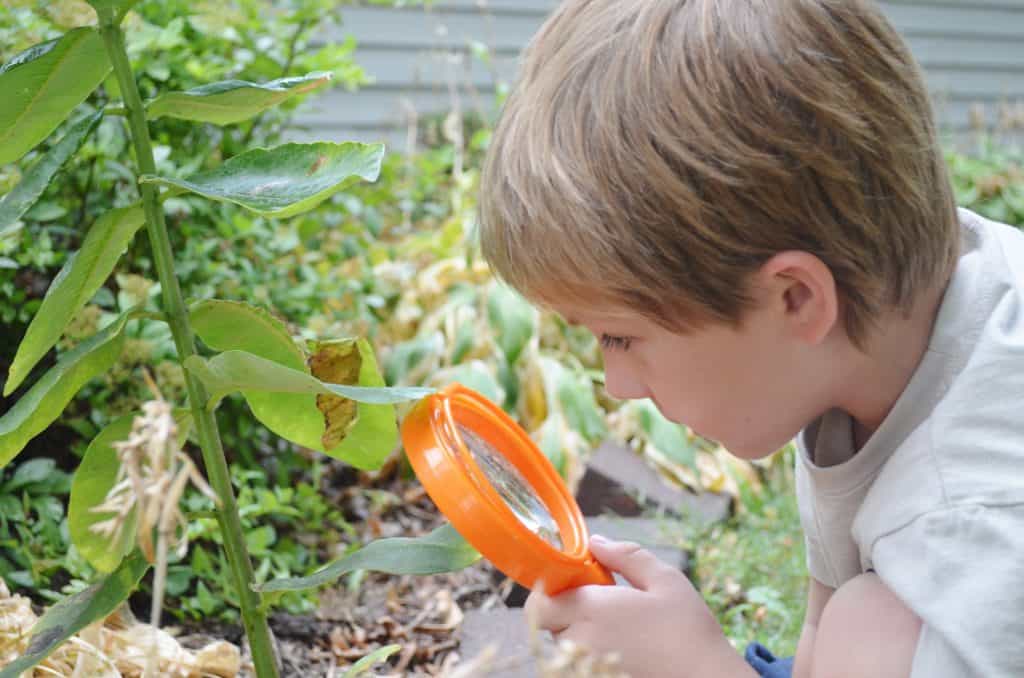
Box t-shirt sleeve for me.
[870,503,1024,678]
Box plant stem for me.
[97,22,280,678]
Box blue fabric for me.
[745,643,795,678]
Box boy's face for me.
[553,295,832,459]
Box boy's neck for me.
[835,278,950,452]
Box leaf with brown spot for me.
[309,339,362,451]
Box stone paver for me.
[575,441,732,524]
[455,607,547,678]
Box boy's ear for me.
[757,251,839,345]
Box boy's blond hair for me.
[478,0,960,345]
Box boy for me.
[476,1,1024,677]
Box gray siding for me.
[290,1,1024,150]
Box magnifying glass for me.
[400,383,614,595]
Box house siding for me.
[290,1,1024,150]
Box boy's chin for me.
[721,435,790,461]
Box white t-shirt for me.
[795,208,1024,677]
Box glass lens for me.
[456,424,563,550]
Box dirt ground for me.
[179,461,517,677]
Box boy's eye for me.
[599,334,633,351]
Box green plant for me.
[169,462,354,621]
[0,459,95,603]
[0,0,369,462]
[947,143,1024,228]
[0,3,478,676]
[694,446,807,657]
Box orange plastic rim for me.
[400,383,613,595]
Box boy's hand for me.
[525,535,755,678]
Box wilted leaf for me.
[0,111,102,232]
[487,283,536,365]
[254,523,480,592]
[139,142,384,218]
[69,410,192,573]
[0,313,129,469]
[0,28,110,167]
[147,72,332,125]
[310,338,399,468]
[0,551,149,678]
[309,339,361,450]
[5,204,144,395]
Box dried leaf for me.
[309,339,362,450]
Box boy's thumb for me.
[588,534,671,591]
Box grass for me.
[692,445,808,658]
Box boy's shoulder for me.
[855,208,1024,539]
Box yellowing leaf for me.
[308,339,361,451]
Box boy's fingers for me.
[524,585,580,633]
[588,535,676,591]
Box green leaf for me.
[487,283,536,364]
[254,523,480,592]
[343,645,402,678]
[7,458,57,491]
[635,399,698,474]
[190,299,321,449]
[0,111,102,232]
[147,72,332,125]
[85,0,142,23]
[440,361,504,405]
[540,357,605,443]
[0,313,129,469]
[190,300,305,368]
[68,414,136,573]
[187,301,421,467]
[0,28,111,167]
[190,301,399,466]
[383,333,442,385]
[0,551,149,678]
[184,348,424,468]
[139,142,385,218]
[184,351,432,407]
[535,413,568,477]
[68,410,191,573]
[4,204,145,396]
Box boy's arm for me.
[793,577,835,678]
